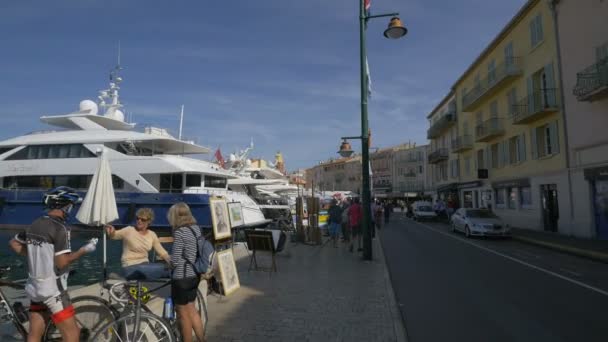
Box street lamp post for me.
[339,1,406,260]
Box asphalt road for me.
[379,213,608,342]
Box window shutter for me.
[488,145,494,169]
[544,63,557,106]
[537,15,543,42]
[485,146,490,171]
[529,20,536,47]
[550,121,560,154]
[519,134,527,162]
[503,140,511,165]
[530,127,538,159]
[527,77,535,114]
[497,142,504,168]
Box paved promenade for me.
[205,235,407,342]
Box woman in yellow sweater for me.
[105,208,171,280]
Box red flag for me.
[215,148,225,168]
[364,0,371,12]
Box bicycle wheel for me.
[195,288,208,331]
[91,311,175,342]
[43,295,117,341]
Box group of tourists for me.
[9,186,208,342]
[326,198,394,252]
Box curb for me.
[375,236,408,342]
[512,235,608,264]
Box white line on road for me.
[512,250,542,260]
[415,222,608,297]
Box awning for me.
[458,181,482,189]
[436,183,458,192]
[491,178,530,188]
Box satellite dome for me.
[113,109,125,122]
[79,100,98,115]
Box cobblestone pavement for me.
[205,234,407,342]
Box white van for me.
[412,201,437,221]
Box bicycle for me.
[0,270,116,341]
[91,277,208,341]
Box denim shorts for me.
[123,262,170,280]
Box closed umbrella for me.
[76,151,119,281]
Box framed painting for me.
[227,202,244,228]
[216,249,240,296]
[210,197,231,240]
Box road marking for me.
[415,222,608,297]
[512,250,542,259]
[558,267,582,277]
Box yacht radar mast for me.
[98,44,125,122]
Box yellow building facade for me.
[450,0,569,232]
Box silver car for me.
[450,208,511,238]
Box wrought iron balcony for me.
[462,57,523,112]
[573,58,608,102]
[428,148,449,164]
[475,118,505,142]
[451,135,474,153]
[512,88,560,125]
[427,112,457,139]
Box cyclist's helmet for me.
[43,186,81,210]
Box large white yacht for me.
[0,64,269,229]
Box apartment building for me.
[370,147,394,198]
[451,0,569,233]
[427,92,460,203]
[305,156,362,193]
[392,143,430,197]
[553,0,608,238]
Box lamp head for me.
[384,17,407,39]
[338,140,354,158]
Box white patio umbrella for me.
[76,151,119,281]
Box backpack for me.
[185,226,216,277]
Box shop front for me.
[584,166,608,240]
[457,181,492,209]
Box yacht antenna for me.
[178,105,184,140]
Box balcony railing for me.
[462,57,523,111]
[451,135,474,153]
[395,181,425,193]
[573,58,608,102]
[512,88,560,124]
[428,148,449,164]
[475,118,505,142]
[427,112,457,139]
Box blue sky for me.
[0,0,526,171]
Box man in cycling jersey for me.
[9,186,98,342]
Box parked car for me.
[412,201,437,221]
[450,208,511,238]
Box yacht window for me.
[0,147,15,155]
[3,174,124,190]
[5,144,95,160]
[160,173,183,193]
[186,174,202,187]
[204,175,227,189]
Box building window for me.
[491,143,499,168]
[507,88,517,116]
[535,122,559,158]
[488,60,496,84]
[509,136,519,164]
[490,100,498,118]
[465,157,471,175]
[477,149,485,169]
[507,187,517,209]
[530,14,544,48]
[419,165,423,174]
[520,187,532,207]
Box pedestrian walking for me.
[327,199,342,248]
[383,201,393,224]
[9,187,98,342]
[372,200,383,231]
[348,198,363,252]
[341,199,351,242]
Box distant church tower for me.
[275,151,286,175]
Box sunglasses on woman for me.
[136,217,150,222]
